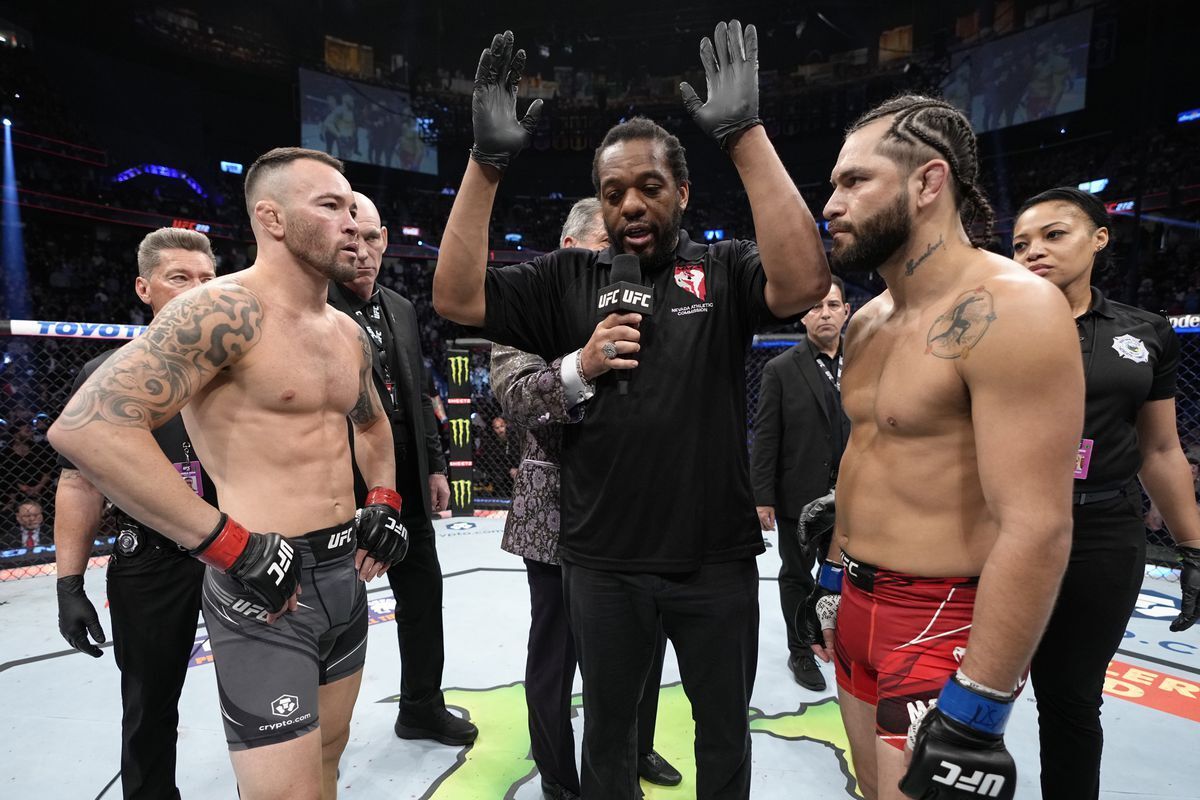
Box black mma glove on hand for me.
[680,20,763,149]
[1171,545,1200,632]
[191,514,300,615]
[470,30,543,171]
[900,672,1017,800]
[799,560,843,650]
[797,489,836,559]
[57,575,106,657]
[356,486,409,566]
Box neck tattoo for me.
[904,234,945,277]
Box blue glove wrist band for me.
[817,562,844,593]
[938,675,1013,736]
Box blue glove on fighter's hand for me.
[900,673,1017,800]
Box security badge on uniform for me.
[1111,334,1149,363]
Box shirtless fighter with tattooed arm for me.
[800,96,1085,800]
[49,147,408,800]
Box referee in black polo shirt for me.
[433,23,829,798]
[1013,187,1200,800]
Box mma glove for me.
[470,30,543,171]
[355,486,409,566]
[798,559,843,647]
[900,672,1017,800]
[797,489,836,558]
[1171,545,1200,632]
[56,574,106,658]
[680,20,763,149]
[191,514,300,615]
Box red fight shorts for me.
[832,552,979,750]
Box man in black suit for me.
[751,276,851,691]
[329,190,478,745]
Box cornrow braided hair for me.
[849,94,995,248]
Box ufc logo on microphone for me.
[267,539,295,586]
[933,761,1005,797]
[621,289,652,309]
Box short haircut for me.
[560,198,603,247]
[829,274,846,302]
[243,146,344,214]
[848,94,994,247]
[135,227,215,279]
[1016,186,1113,270]
[16,499,41,513]
[591,117,689,193]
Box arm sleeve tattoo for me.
[55,284,263,430]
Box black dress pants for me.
[776,515,817,657]
[1030,491,1146,800]
[523,559,667,793]
[386,510,447,715]
[562,558,759,800]
[107,539,205,800]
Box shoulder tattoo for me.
[55,285,263,430]
[925,286,997,360]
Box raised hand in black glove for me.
[798,560,842,661]
[57,575,106,657]
[470,30,543,171]
[680,20,763,149]
[900,672,1017,800]
[1171,545,1200,632]
[797,489,835,558]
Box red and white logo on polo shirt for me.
[674,264,706,300]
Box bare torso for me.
[836,254,1028,576]
[182,272,364,537]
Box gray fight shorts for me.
[201,519,367,750]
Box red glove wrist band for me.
[365,486,402,513]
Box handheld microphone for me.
[596,253,653,395]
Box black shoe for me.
[541,781,580,800]
[637,749,682,786]
[394,706,479,745]
[788,652,827,691]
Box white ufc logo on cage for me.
[932,761,1005,796]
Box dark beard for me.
[605,202,685,271]
[286,216,353,281]
[829,191,911,275]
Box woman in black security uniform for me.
[1012,187,1200,799]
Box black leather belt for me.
[1072,488,1124,506]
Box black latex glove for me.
[679,20,763,149]
[470,30,543,171]
[57,575,106,658]
[797,489,835,558]
[1171,545,1200,632]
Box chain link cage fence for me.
[2,318,1196,581]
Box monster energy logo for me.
[451,479,472,508]
[449,355,470,385]
[450,418,471,448]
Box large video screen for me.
[299,68,437,175]
[942,9,1092,134]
